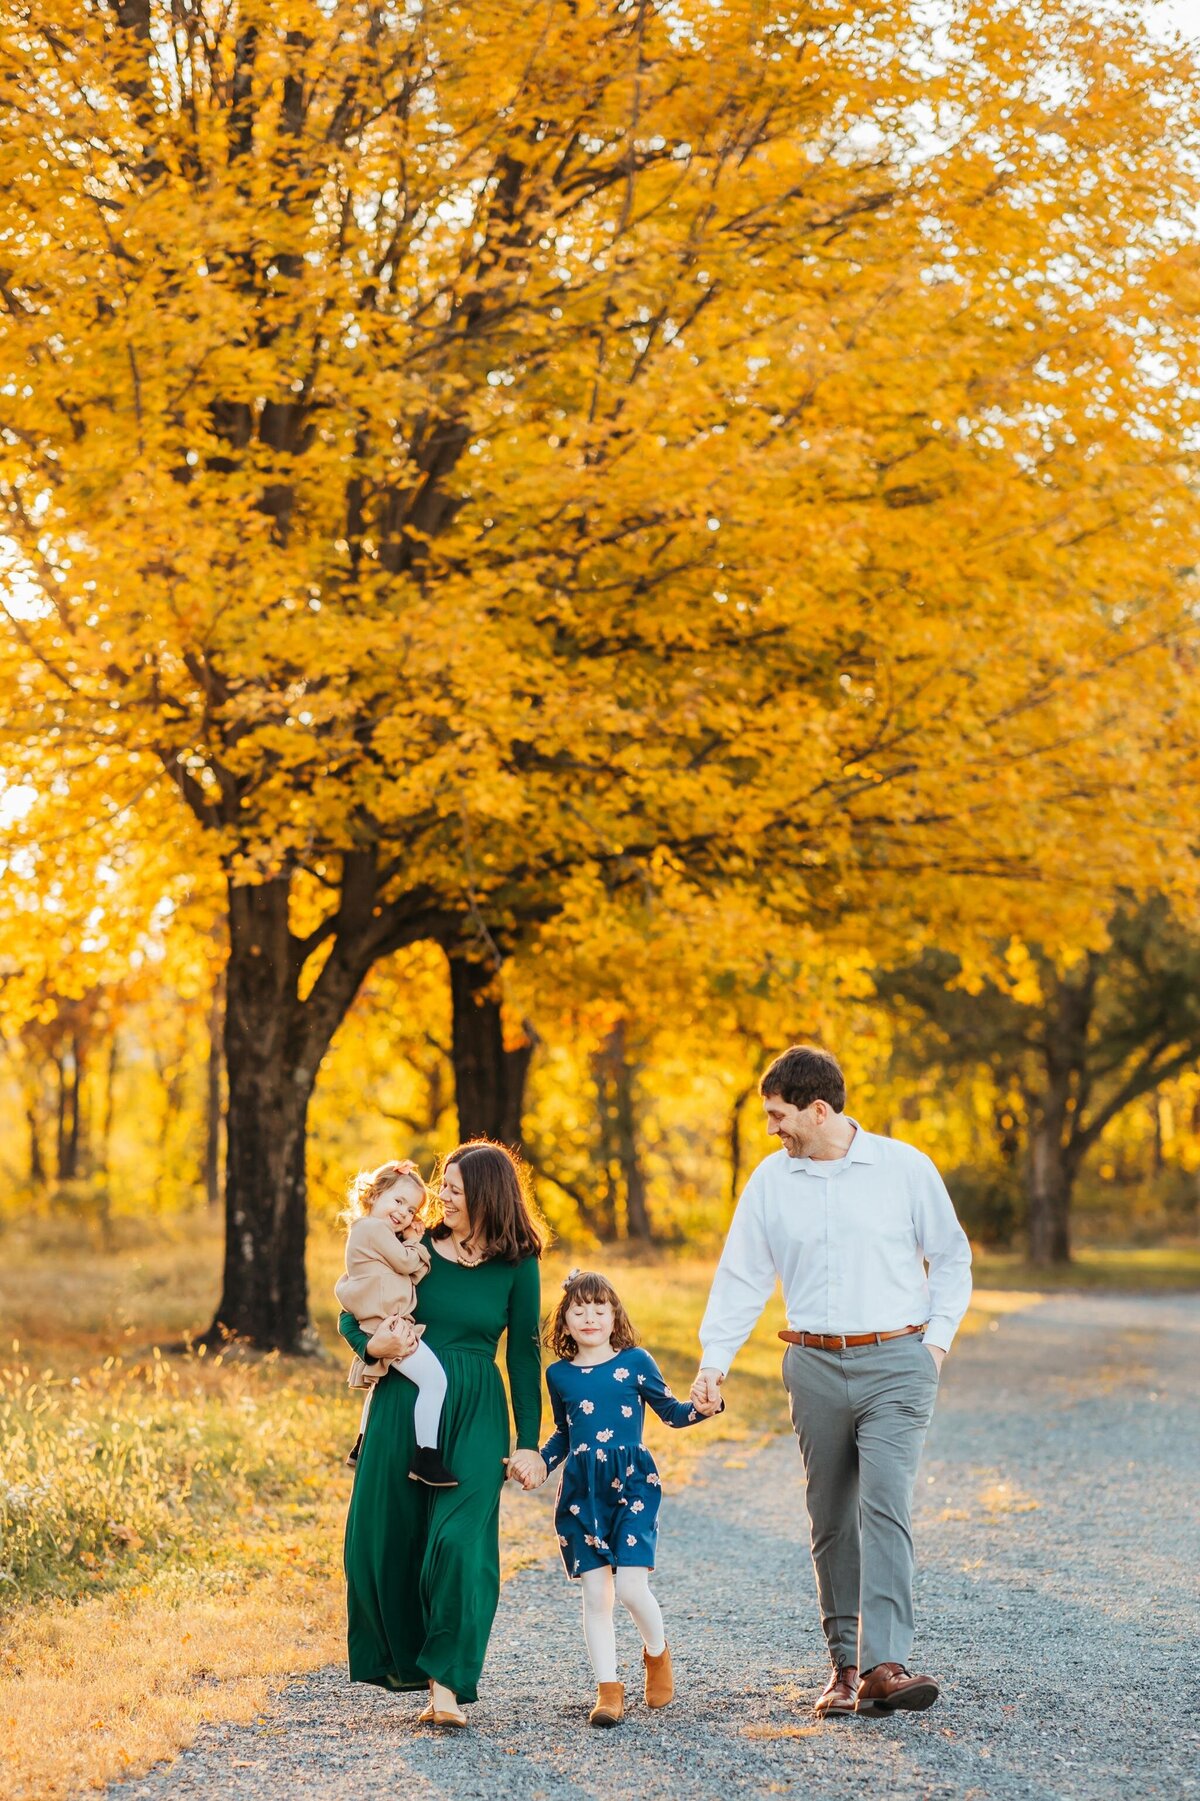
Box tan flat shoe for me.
[424,1679,468,1727]
[589,1681,625,1727]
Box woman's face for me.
[438,1161,471,1236]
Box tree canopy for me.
[4,0,1200,1342]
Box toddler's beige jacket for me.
[335,1217,431,1334]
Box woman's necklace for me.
[453,1237,483,1268]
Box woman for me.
[339,1140,547,1725]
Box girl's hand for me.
[503,1449,547,1490]
[366,1315,418,1362]
[690,1367,725,1416]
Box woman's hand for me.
[504,1449,547,1490]
[365,1314,419,1362]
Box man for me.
[691,1045,972,1719]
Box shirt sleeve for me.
[539,1369,570,1471]
[913,1154,974,1352]
[339,1309,372,1360]
[638,1351,721,1429]
[699,1169,777,1375]
[505,1255,544,1451]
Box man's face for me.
[764,1093,824,1158]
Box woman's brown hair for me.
[432,1140,546,1263]
[547,1270,637,1361]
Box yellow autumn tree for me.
[3,0,1200,1345]
[0,768,224,1217]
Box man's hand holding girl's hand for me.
[690,1367,725,1416]
[504,1449,547,1490]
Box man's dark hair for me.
[759,1045,846,1112]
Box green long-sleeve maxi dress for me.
[339,1237,542,1703]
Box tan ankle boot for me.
[589,1681,625,1727]
[643,1643,674,1708]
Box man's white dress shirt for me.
[700,1121,973,1372]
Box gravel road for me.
[111,1292,1200,1801]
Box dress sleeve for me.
[539,1369,570,1472]
[638,1350,722,1429]
[505,1255,544,1451]
[339,1309,373,1360]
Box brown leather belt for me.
[779,1323,928,1351]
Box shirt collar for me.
[786,1118,877,1173]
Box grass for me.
[971,1243,1200,1291]
[0,1212,1191,1799]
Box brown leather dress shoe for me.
[855,1663,939,1715]
[813,1664,859,1719]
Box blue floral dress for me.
[539,1346,717,1578]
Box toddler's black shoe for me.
[344,1434,363,1469]
[408,1447,459,1487]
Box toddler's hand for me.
[367,1315,418,1362]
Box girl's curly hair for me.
[547,1269,637,1361]
[339,1160,427,1229]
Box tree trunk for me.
[207,878,320,1354]
[54,1052,71,1180]
[1026,1117,1075,1264]
[594,1021,653,1241]
[204,862,452,1352]
[1024,962,1096,1266]
[55,1041,86,1182]
[95,1035,118,1250]
[27,1099,45,1188]
[612,1024,652,1240]
[728,1081,755,1213]
[69,1032,85,1177]
[448,950,533,1146]
[205,968,224,1208]
[99,1036,118,1178]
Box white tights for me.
[357,1340,447,1450]
[580,1566,666,1683]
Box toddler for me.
[336,1158,456,1488]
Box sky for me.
[1151,0,1200,35]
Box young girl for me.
[335,1159,456,1488]
[533,1269,722,1727]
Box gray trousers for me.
[783,1334,939,1673]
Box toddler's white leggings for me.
[358,1340,448,1450]
[580,1565,666,1683]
